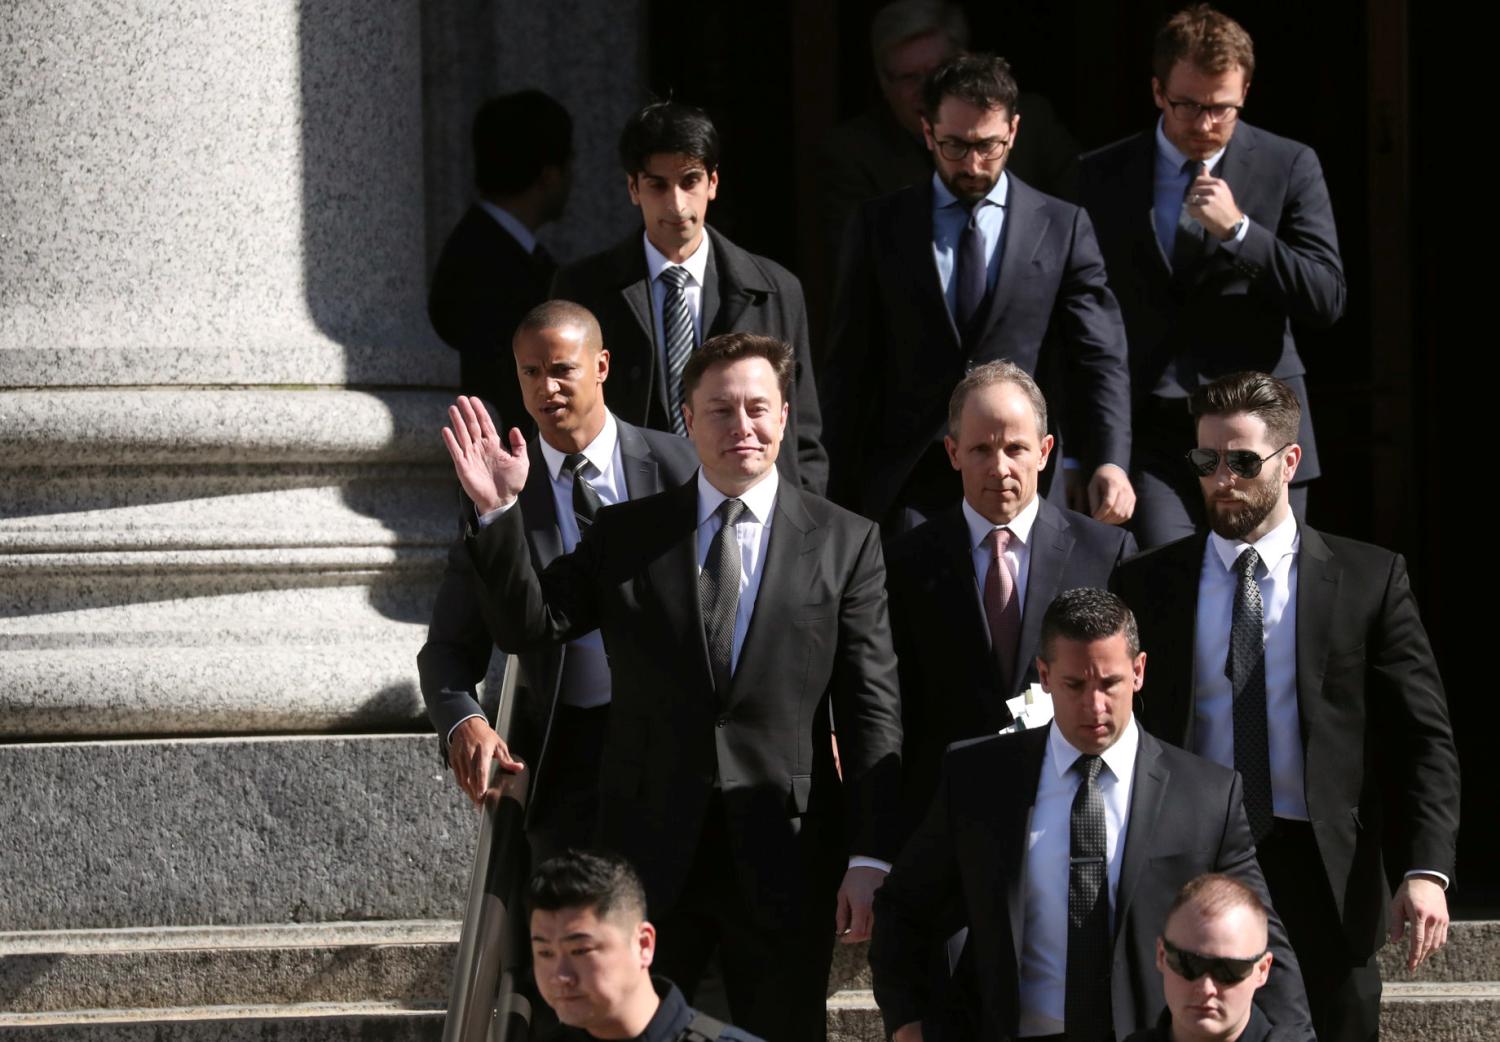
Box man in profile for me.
[529,849,763,1042]
[1126,874,1283,1042]
[429,90,573,434]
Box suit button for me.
[716,716,730,728]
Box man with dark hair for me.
[870,587,1312,1042]
[1114,371,1459,1042]
[1079,4,1345,548]
[442,331,902,1042]
[429,90,574,434]
[529,850,764,1042]
[552,101,828,494]
[1126,874,1284,1042]
[418,300,699,860]
[884,361,1135,838]
[824,51,1133,538]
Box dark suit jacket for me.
[823,174,1131,522]
[870,727,1313,1042]
[1078,123,1345,480]
[427,204,555,434]
[465,475,903,927]
[1113,526,1460,959]
[885,497,1137,836]
[417,418,699,824]
[551,226,828,495]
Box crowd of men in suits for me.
[419,4,1458,1041]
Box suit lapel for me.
[899,183,961,348]
[1294,525,1339,762]
[998,728,1049,970]
[932,507,1007,721]
[647,479,716,691]
[1114,730,1169,940]
[615,420,666,499]
[519,440,564,566]
[700,239,723,334]
[1146,534,1207,746]
[976,177,1047,344]
[1014,500,1074,698]
[1120,132,1172,284]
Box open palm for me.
[441,395,529,514]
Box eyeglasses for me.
[1162,937,1266,985]
[934,136,1011,161]
[1164,97,1243,124]
[1185,444,1292,479]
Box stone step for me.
[0,1001,445,1041]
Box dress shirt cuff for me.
[1220,214,1252,251]
[848,856,892,873]
[475,500,516,528]
[446,712,487,746]
[1404,869,1451,890]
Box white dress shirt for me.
[694,466,778,673]
[962,494,1040,616]
[477,199,539,255]
[1192,512,1308,820]
[644,231,710,371]
[1019,718,1140,1037]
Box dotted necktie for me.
[699,498,746,694]
[561,453,604,532]
[983,528,1021,692]
[1228,548,1275,842]
[659,265,696,437]
[1172,158,1208,275]
[1065,754,1112,1042]
[955,199,989,344]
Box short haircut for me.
[1153,4,1256,85]
[870,0,969,69]
[681,332,794,407]
[1189,371,1301,447]
[947,361,1048,439]
[618,101,721,176]
[1039,588,1141,662]
[473,90,573,197]
[1165,873,1269,935]
[529,850,647,924]
[513,299,604,354]
[921,52,1020,122]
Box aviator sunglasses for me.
[1161,937,1266,985]
[1185,444,1292,479]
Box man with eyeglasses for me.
[1114,371,1459,1042]
[823,51,1133,539]
[1126,874,1284,1042]
[1079,4,1345,550]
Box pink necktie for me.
[984,528,1021,688]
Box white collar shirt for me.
[694,466,778,674]
[962,494,1040,616]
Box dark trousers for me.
[651,796,836,1042]
[527,703,608,865]
[1258,818,1381,1042]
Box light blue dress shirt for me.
[931,171,1009,319]
[1152,117,1247,262]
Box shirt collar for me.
[696,464,779,528]
[538,411,619,482]
[1208,510,1299,575]
[1154,116,1227,176]
[476,200,537,254]
[1048,714,1140,783]
[931,170,1010,212]
[960,492,1040,552]
[644,229,711,288]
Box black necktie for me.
[1172,158,1208,274]
[1227,548,1275,842]
[1066,754,1112,1042]
[955,200,988,343]
[659,265,696,437]
[700,498,746,693]
[562,453,603,532]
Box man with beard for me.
[1113,371,1459,1042]
[823,51,1133,537]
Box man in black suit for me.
[870,588,1312,1042]
[428,90,573,434]
[418,300,698,860]
[824,52,1133,536]
[552,102,827,494]
[442,333,902,1042]
[1113,372,1458,1042]
[885,361,1136,836]
[1078,5,1345,548]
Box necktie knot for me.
[1183,158,1206,179]
[660,264,690,289]
[1074,754,1104,785]
[563,452,589,478]
[989,526,1012,557]
[719,497,746,528]
[1234,547,1261,580]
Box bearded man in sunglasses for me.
[1116,371,1459,1042]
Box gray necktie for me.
[562,452,603,532]
[1227,548,1274,842]
[659,265,696,436]
[1172,158,1208,275]
[1066,754,1112,1042]
[700,498,746,694]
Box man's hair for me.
[529,850,647,924]
[473,90,573,197]
[870,0,969,69]
[618,101,721,176]
[514,299,604,354]
[1166,873,1269,933]
[947,361,1048,439]
[1189,371,1301,447]
[1152,4,1256,85]
[921,52,1020,122]
[1039,588,1141,662]
[681,333,794,407]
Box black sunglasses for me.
[1185,444,1292,478]
[1162,937,1265,985]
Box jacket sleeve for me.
[417,536,497,763]
[820,204,882,511]
[465,504,604,653]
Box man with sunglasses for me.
[823,51,1133,539]
[1079,4,1345,549]
[1115,371,1459,1042]
[1128,875,1282,1042]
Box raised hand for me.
[441,395,529,513]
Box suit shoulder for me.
[794,488,880,536]
[552,235,636,297]
[943,728,1038,767]
[1058,507,1134,550]
[633,424,700,470]
[711,230,804,294]
[1008,173,1081,218]
[1147,734,1241,797]
[1236,121,1322,165]
[1080,131,1150,172]
[1117,532,1200,574]
[884,512,953,568]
